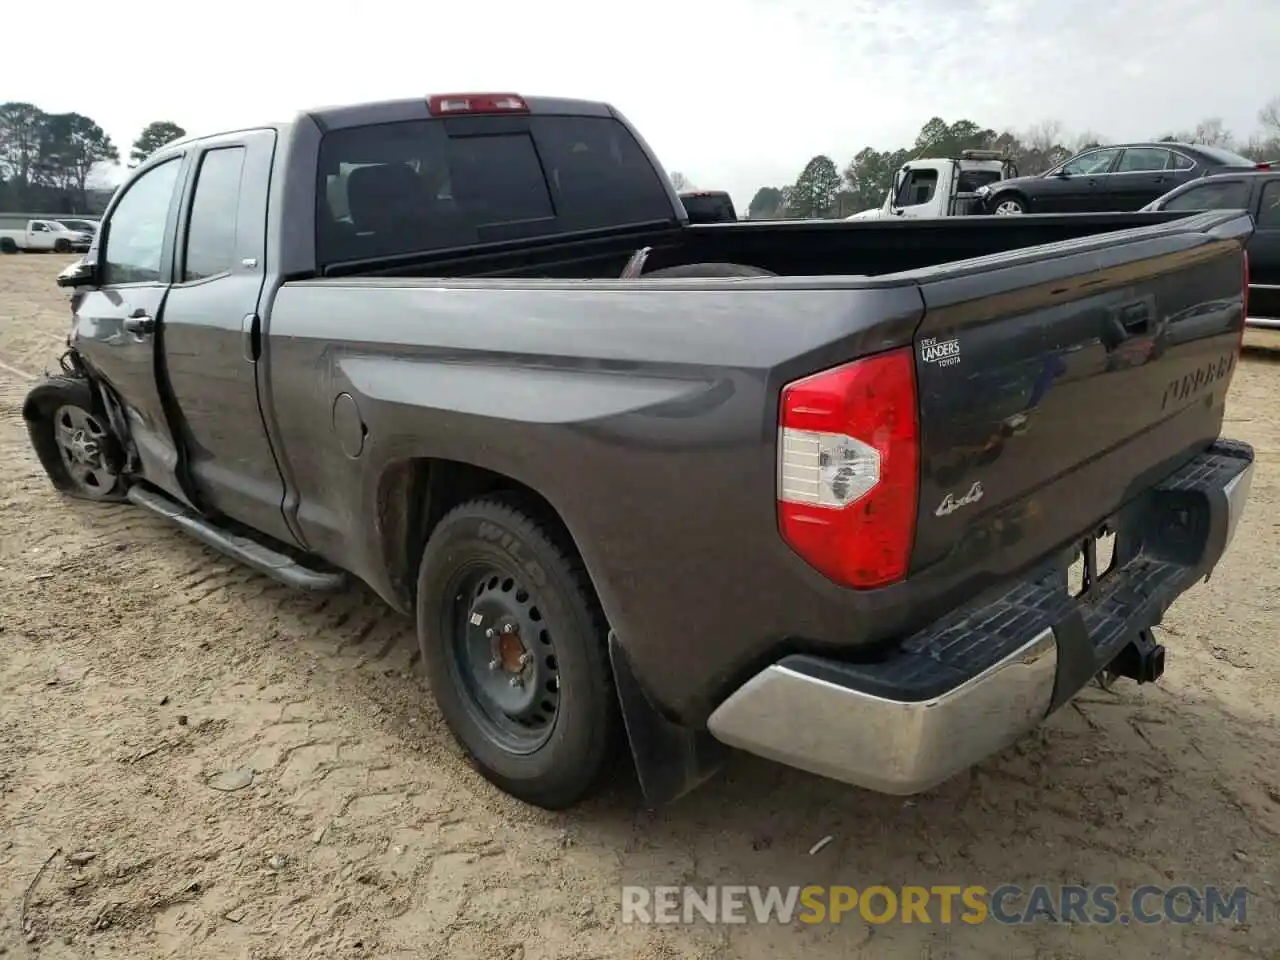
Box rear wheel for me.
[643,262,776,279]
[415,497,619,809]
[53,238,72,253]
[24,376,125,501]
[991,196,1026,216]
[0,237,17,254]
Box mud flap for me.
[608,631,728,807]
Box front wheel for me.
[991,196,1026,216]
[415,497,619,809]
[24,376,125,501]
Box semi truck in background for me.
[847,150,1017,220]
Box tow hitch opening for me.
[1103,629,1167,685]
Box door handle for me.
[123,313,155,335]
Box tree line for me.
[0,103,187,214]
[746,96,1280,220]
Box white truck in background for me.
[846,150,1018,220]
[0,216,94,254]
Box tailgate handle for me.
[1102,301,1153,349]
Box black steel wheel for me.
[447,563,563,754]
[416,497,619,809]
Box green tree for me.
[747,186,784,219]
[39,113,118,207]
[0,102,48,205]
[788,154,842,218]
[130,120,186,166]
[841,146,909,211]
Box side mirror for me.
[56,258,98,289]
[1053,169,1071,178]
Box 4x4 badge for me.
[935,481,984,517]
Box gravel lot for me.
[1,254,1278,959]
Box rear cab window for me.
[1258,181,1280,228]
[316,112,674,268]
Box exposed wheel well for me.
[377,458,586,611]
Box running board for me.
[126,484,347,592]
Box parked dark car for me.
[26,92,1255,811]
[1141,166,1280,327]
[679,190,737,222]
[57,218,99,236]
[977,142,1262,215]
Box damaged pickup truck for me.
[26,92,1255,810]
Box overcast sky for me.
[9,0,1279,211]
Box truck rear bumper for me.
[706,440,1254,795]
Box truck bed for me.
[324,210,1206,282]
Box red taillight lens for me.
[777,346,919,589]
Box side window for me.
[1117,148,1170,173]
[32,222,48,232]
[895,169,939,207]
[1162,180,1250,212]
[1061,149,1120,176]
[1258,182,1280,228]
[183,147,247,282]
[101,158,182,285]
[1169,153,1195,171]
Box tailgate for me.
[910,211,1252,575]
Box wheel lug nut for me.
[502,624,515,634]
[509,676,523,688]
[485,628,495,639]
[488,659,500,671]
[518,653,531,667]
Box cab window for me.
[101,158,182,285]
[895,169,938,207]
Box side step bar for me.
[126,484,347,592]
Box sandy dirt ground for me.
[1,254,1278,960]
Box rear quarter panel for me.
[263,278,923,721]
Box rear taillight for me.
[777,346,919,589]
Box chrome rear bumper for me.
[707,628,1057,794]
[707,452,1254,795]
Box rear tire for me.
[54,238,72,253]
[24,376,126,501]
[415,496,619,809]
[643,262,776,279]
[0,238,17,254]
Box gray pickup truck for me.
[26,92,1255,810]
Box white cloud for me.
[9,0,1279,213]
